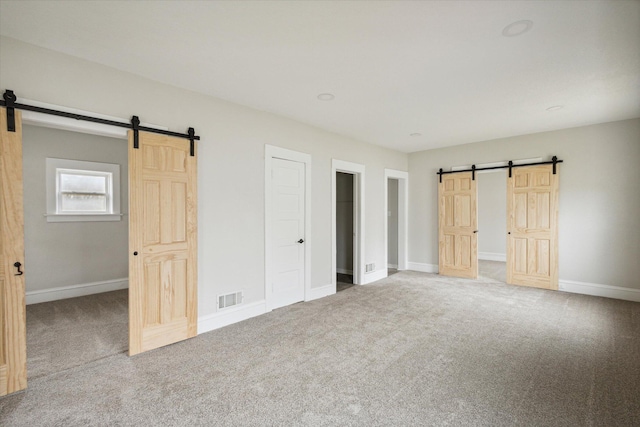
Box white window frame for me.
[46,158,121,222]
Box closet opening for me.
[331,159,364,293]
[387,178,399,277]
[336,172,355,292]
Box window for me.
[57,169,111,213]
[46,158,121,222]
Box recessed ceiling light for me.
[317,93,335,101]
[502,20,533,37]
[546,105,564,112]
[410,133,422,137]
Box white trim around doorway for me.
[384,169,409,272]
[264,145,312,311]
[331,159,365,291]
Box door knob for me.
[297,239,304,244]
[13,261,23,276]
[473,230,478,233]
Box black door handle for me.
[473,230,478,233]
[13,261,23,276]
[297,239,304,244]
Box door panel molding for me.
[129,131,197,356]
[331,159,365,288]
[438,172,478,279]
[507,165,559,289]
[264,145,311,311]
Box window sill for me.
[45,214,123,223]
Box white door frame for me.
[332,159,365,290]
[265,145,312,311]
[384,169,409,271]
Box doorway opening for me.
[387,178,399,277]
[331,159,364,293]
[22,123,129,380]
[384,169,408,277]
[1,100,199,394]
[438,157,557,289]
[336,172,355,291]
[477,170,507,283]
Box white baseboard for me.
[362,269,388,284]
[387,263,398,269]
[478,252,506,262]
[307,284,335,301]
[559,279,640,303]
[198,300,267,335]
[336,268,353,275]
[26,278,128,305]
[407,262,439,274]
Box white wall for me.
[409,118,640,290]
[387,178,398,266]
[0,37,408,319]
[22,125,128,292]
[336,172,353,273]
[477,170,506,258]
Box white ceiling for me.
[1,1,639,153]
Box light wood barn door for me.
[129,131,197,356]
[438,172,478,279]
[0,108,27,395]
[507,165,559,289]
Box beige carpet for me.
[336,273,354,292]
[26,290,128,379]
[478,260,506,283]
[2,271,639,426]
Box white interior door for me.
[270,158,305,309]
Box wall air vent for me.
[218,291,243,310]
[365,263,376,273]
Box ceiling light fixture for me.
[546,105,564,112]
[317,93,335,101]
[410,133,422,137]
[502,20,533,37]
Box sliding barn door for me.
[507,165,559,289]
[0,108,27,395]
[129,131,197,356]
[438,172,478,278]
